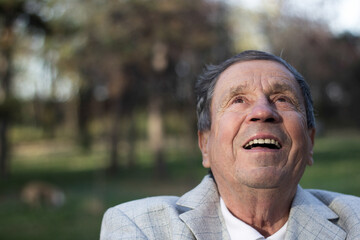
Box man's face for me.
[199,60,315,191]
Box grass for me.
[1,132,360,239]
[0,136,206,240]
[300,134,360,195]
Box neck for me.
[219,182,296,237]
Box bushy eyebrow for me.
[229,84,249,97]
[221,84,249,103]
[267,82,301,100]
[216,84,248,110]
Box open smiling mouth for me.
[243,138,282,150]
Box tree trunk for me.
[126,110,136,168]
[77,85,93,151]
[148,96,166,178]
[0,28,13,179]
[0,118,8,178]
[108,96,122,174]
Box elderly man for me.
[100,50,360,240]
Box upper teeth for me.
[244,138,281,149]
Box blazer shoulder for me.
[307,189,360,234]
[113,195,182,214]
[101,196,191,239]
[307,189,360,208]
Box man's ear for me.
[198,130,211,168]
[307,128,316,166]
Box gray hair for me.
[195,50,315,131]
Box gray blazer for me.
[100,175,360,239]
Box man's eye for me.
[275,97,289,103]
[233,97,245,104]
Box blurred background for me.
[1,0,360,239]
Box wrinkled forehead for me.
[213,60,301,98]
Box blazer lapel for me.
[176,176,230,240]
[285,186,347,240]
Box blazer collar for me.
[177,176,346,240]
[285,185,346,240]
[176,175,230,240]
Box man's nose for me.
[246,99,280,123]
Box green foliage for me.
[10,125,44,143]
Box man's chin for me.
[243,181,281,190]
[236,169,285,189]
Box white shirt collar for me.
[220,197,288,240]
